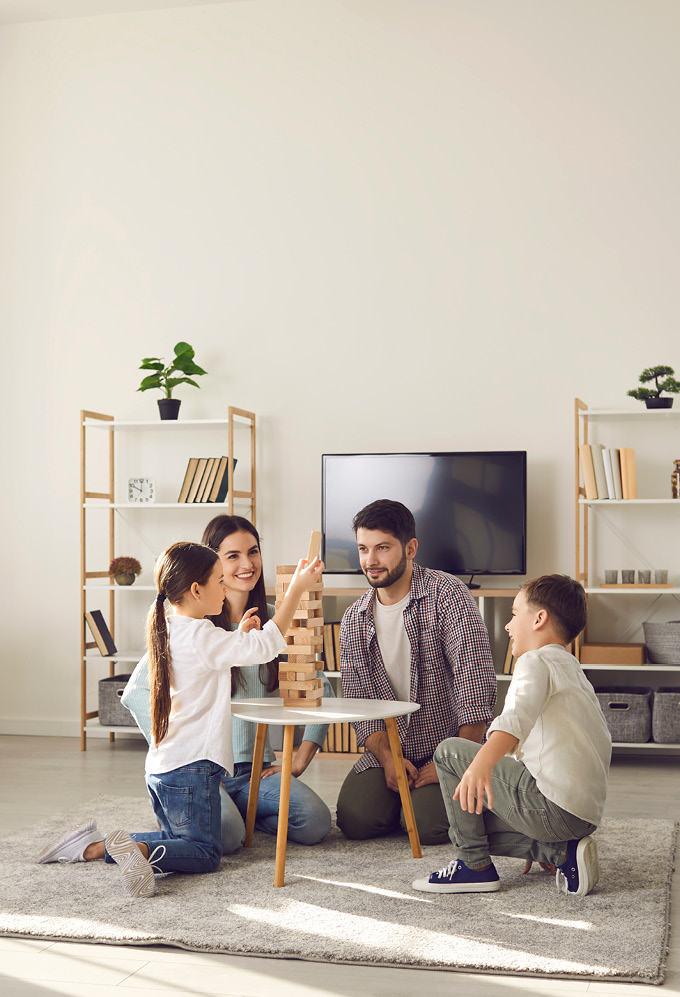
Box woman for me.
[121,515,333,852]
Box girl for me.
[38,540,324,899]
[121,515,333,850]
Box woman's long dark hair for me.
[201,515,278,694]
[148,541,218,746]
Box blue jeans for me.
[104,760,223,875]
[221,762,331,845]
[434,738,597,870]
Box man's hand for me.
[453,757,494,813]
[413,761,439,789]
[522,860,557,875]
[261,740,319,780]
[383,754,418,792]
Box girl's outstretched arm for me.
[271,557,324,636]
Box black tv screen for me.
[322,451,527,577]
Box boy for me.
[413,574,611,897]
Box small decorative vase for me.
[645,397,673,409]
[158,398,181,420]
[114,572,136,586]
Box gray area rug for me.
[0,796,676,984]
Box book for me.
[208,457,238,503]
[198,457,220,502]
[620,448,638,499]
[323,624,336,670]
[602,447,616,500]
[502,638,515,675]
[84,610,117,657]
[186,458,208,503]
[177,457,200,503]
[349,724,358,753]
[341,723,349,752]
[608,448,623,500]
[192,457,214,502]
[591,443,609,499]
[578,444,598,500]
[333,623,341,669]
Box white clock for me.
[128,477,156,504]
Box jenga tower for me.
[276,531,324,708]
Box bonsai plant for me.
[627,365,680,409]
[109,556,142,586]
[137,341,208,420]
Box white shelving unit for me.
[575,398,680,755]
[80,407,256,749]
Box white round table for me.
[231,697,422,887]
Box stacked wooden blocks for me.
[276,533,324,708]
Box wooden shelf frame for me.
[80,405,256,750]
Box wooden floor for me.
[1,735,678,996]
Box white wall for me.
[1,0,679,734]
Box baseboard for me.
[0,718,142,739]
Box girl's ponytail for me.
[147,542,219,746]
[148,592,171,746]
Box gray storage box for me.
[652,688,680,744]
[98,674,135,727]
[595,687,652,743]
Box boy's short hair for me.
[352,499,416,547]
[522,574,587,644]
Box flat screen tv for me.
[322,451,527,580]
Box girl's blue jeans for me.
[104,759,223,875]
[219,762,331,852]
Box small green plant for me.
[627,365,680,402]
[137,342,207,398]
[109,556,142,577]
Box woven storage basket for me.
[643,621,680,665]
[652,687,680,744]
[595,687,652,743]
[98,674,134,726]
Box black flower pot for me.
[645,397,674,409]
[158,398,181,420]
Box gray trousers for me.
[434,737,597,870]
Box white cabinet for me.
[574,398,680,754]
[80,408,256,749]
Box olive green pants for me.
[336,765,449,846]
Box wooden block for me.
[279,664,318,678]
[307,531,322,560]
[284,647,317,658]
[280,679,323,692]
[292,632,324,647]
[286,653,319,664]
[283,698,322,708]
[276,565,299,574]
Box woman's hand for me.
[238,606,261,633]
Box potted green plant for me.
[137,342,208,420]
[109,556,142,586]
[627,365,680,409]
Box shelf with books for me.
[80,406,256,750]
[575,398,680,756]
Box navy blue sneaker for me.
[556,836,599,897]
[412,859,500,894]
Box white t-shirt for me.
[373,591,412,704]
[487,643,612,824]
[145,615,286,777]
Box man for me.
[337,499,497,845]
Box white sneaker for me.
[105,830,155,899]
[37,819,104,864]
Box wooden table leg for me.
[274,724,295,887]
[244,722,268,848]
[385,716,423,859]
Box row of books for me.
[177,457,237,504]
[578,444,637,500]
[502,638,516,675]
[321,722,363,754]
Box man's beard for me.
[363,549,408,589]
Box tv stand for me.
[466,575,481,590]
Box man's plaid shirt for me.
[340,563,497,773]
